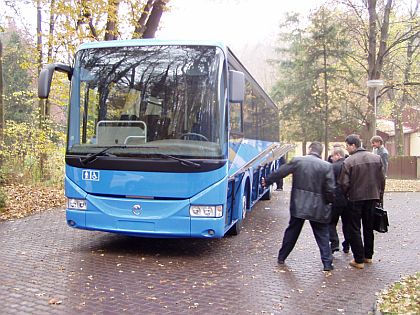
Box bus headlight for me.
[189,205,223,218]
[67,198,87,210]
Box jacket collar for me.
[351,147,367,155]
[309,152,322,159]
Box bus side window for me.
[229,101,243,135]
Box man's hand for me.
[261,177,266,188]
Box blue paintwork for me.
[65,164,229,237]
[64,39,283,238]
[66,164,227,199]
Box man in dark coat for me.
[329,147,350,253]
[262,142,335,271]
[338,134,385,269]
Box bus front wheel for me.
[229,194,247,236]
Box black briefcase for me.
[373,207,389,233]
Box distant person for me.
[262,142,335,272]
[329,147,350,254]
[371,135,389,177]
[338,134,385,269]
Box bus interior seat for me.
[97,120,147,145]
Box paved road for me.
[1,190,419,314]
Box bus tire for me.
[229,193,247,236]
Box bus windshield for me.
[68,45,224,159]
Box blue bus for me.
[38,39,292,238]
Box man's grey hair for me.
[309,141,323,155]
[333,147,345,158]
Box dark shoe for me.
[277,258,285,265]
[342,241,349,253]
[323,264,334,271]
[349,259,364,269]
[331,247,339,253]
[275,188,283,191]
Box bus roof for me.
[78,39,228,51]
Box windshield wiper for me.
[78,146,201,168]
[79,145,158,165]
[80,146,124,165]
[158,153,201,168]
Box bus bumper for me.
[66,207,226,238]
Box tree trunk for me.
[142,0,167,39]
[104,0,120,41]
[365,0,392,150]
[133,0,155,39]
[37,0,44,124]
[323,42,329,160]
[394,4,417,156]
[47,0,56,63]
[77,0,99,40]
[37,0,46,178]
[366,0,378,148]
[45,0,56,118]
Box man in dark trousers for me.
[338,134,385,269]
[329,147,350,253]
[262,142,335,271]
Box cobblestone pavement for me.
[1,190,419,315]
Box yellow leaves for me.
[376,272,420,314]
[0,183,66,221]
[385,179,420,192]
[0,119,65,184]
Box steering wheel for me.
[179,132,209,141]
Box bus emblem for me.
[132,204,142,216]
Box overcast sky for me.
[158,0,326,49]
[1,0,325,48]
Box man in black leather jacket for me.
[262,142,335,271]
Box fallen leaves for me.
[0,183,66,221]
[376,272,419,314]
[385,179,420,192]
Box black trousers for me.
[347,200,376,263]
[329,206,350,250]
[278,216,333,268]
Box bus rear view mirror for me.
[38,63,73,99]
[228,70,245,103]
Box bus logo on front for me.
[82,170,100,181]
